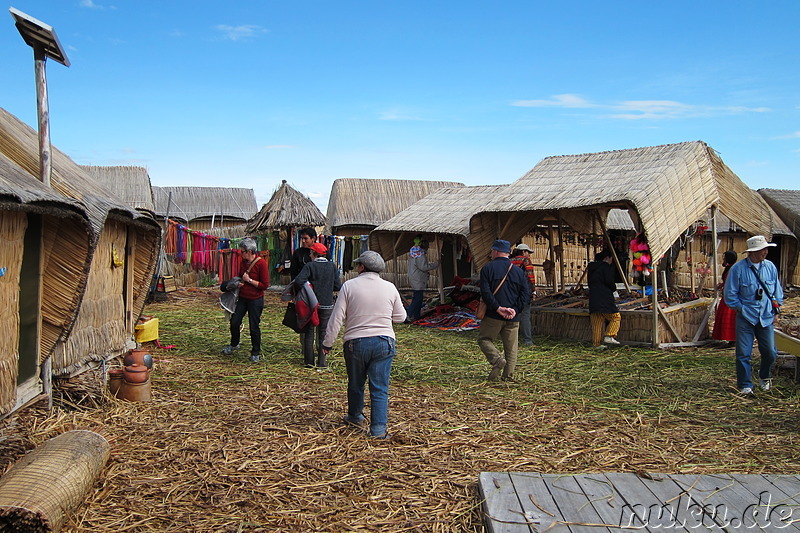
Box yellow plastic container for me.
[134,316,159,343]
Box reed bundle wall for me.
[531,300,712,345]
[40,214,92,357]
[52,220,129,374]
[0,211,24,414]
[130,223,160,314]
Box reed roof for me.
[81,165,156,213]
[326,178,464,233]
[245,180,326,233]
[0,107,160,238]
[759,188,800,238]
[370,185,505,261]
[152,186,258,222]
[469,141,776,268]
[0,152,86,218]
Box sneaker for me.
[249,354,260,363]
[739,387,754,395]
[604,336,620,345]
[595,345,608,350]
[759,379,771,391]
[222,344,240,355]
[370,432,391,440]
[488,357,506,381]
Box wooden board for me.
[480,472,800,532]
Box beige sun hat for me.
[745,235,777,252]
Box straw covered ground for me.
[2,288,800,532]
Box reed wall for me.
[0,211,25,414]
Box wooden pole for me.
[595,210,631,293]
[689,236,696,295]
[547,225,556,292]
[556,212,565,292]
[651,258,660,348]
[34,47,51,187]
[711,205,719,296]
[435,235,445,304]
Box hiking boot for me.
[604,336,620,345]
[249,354,260,363]
[759,379,771,391]
[488,357,506,381]
[222,344,240,355]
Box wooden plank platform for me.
[479,472,800,532]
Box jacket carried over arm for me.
[238,257,269,300]
[294,258,342,307]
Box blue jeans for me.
[734,313,776,389]
[343,335,396,437]
[407,290,424,321]
[230,296,264,356]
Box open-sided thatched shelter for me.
[760,188,800,286]
[370,185,505,289]
[326,178,464,236]
[152,186,257,230]
[0,107,161,381]
[81,165,156,214]
[469,141,782,347]
[0,151,92,416]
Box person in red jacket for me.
[222,238,269,362]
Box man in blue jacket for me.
[478,239,531,381]
[724,235,783,395]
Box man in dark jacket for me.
[477,239,531,381]
[294,243,342,368]
[587,249,620,348]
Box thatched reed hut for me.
[760,188,800,286]
[326,178,463,284]
[242,180,327,284]
[326,178,464,237]
[0,107,161,380]
[469,141,781,347]
[370,185,505,290]
[152,185,258,230]
[0,151,92,416]
[81,165,156,214]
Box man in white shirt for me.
[322,251,407,438]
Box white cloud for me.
[215,25,267,41]
[513,94,771,120]
[263,145,295,149]
[774,131,800,140]
[80,0,115,9]
[512,94,594,108]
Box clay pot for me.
[108,369,125,396]
[117,380,152,402]
[124,349,153,369]
[123,364,150,384]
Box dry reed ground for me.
[2,288,800,532]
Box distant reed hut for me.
[469,141,783,347]
[0,107,161,387]
[152,186,258,231]
[760,188,800,287]
[245,180,326,284]
[82,165,156,215]
[326,178,463,283]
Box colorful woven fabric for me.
[413,309,480,331]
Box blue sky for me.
[3,1,798,212]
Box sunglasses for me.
[756,288,763,300]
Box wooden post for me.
[595,210,631,293]
[651,258,660,348]
[557,212,566,292]
[547,225,556,292]
[689,236,696,295]
[34,47,52,187]
[435,235,445,304]
[711,205,719,296]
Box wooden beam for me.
[657,303,683,343]
[693,297,715,342]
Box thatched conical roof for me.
[469,141,777,268]
[326,178,464,233]
[370,185,505,261]
[82,165,156,214]
[246,180,326,234]
[152,186,257,223]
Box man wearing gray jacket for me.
[406,239,439,322]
